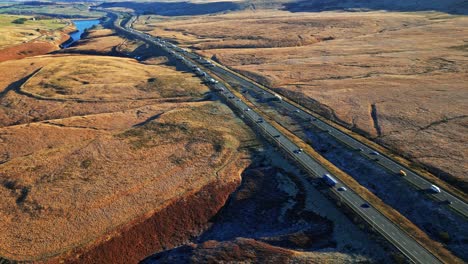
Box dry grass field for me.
[0,55,207,127]
[0,52,253,262]
[135,10,468,188]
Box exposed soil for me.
[66,165,243,264]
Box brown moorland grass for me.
[0,54,208,127]
[22,56,206,100]
[136,10,468,190]
[0,49,255,262]
[0,100,253,262]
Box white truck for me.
[322,174,338,187]
[430,184,441,193]
[273,93,282,102]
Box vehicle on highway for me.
[361,203,370,208]
[273,135,281,138]
[208,78,218,84]
[244,108,251,111]
[338,186,347,191]
[322,173,338,186]
[371,151,380,155]
[293,149,303,154]
[399,170,407,176]
[273,94,282,102]
[294,109,300,113]
[430,185,441,193]
[257,118,264,123]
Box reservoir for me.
[62,19,101,48]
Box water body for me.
[62,19,100,48]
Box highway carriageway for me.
[114,17,443,264]
[192,58,468,219]
[205,79,442,264]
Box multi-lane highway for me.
[108,12,446,264]
[199,60,468,219]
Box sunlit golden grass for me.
[20,55,208,101]
[0,100,253,262]
[0,44,256,261]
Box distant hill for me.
[283,0,468,15]
[95,0,468,15]
[97,1,242,16]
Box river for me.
[62,19,101,48]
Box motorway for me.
[109,12,445,264]
[201,63,468,219]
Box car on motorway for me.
[228,96,235,99]
[294,109,300,113]
[257,118,264,123]
[293,148,303,154]
[273,135,281,138]
[338,187,347,191]
[208,78,218,84]
[244,108,251,111]
[399,170,407,176]
[361,203,370,208]
[370,151,380,155]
